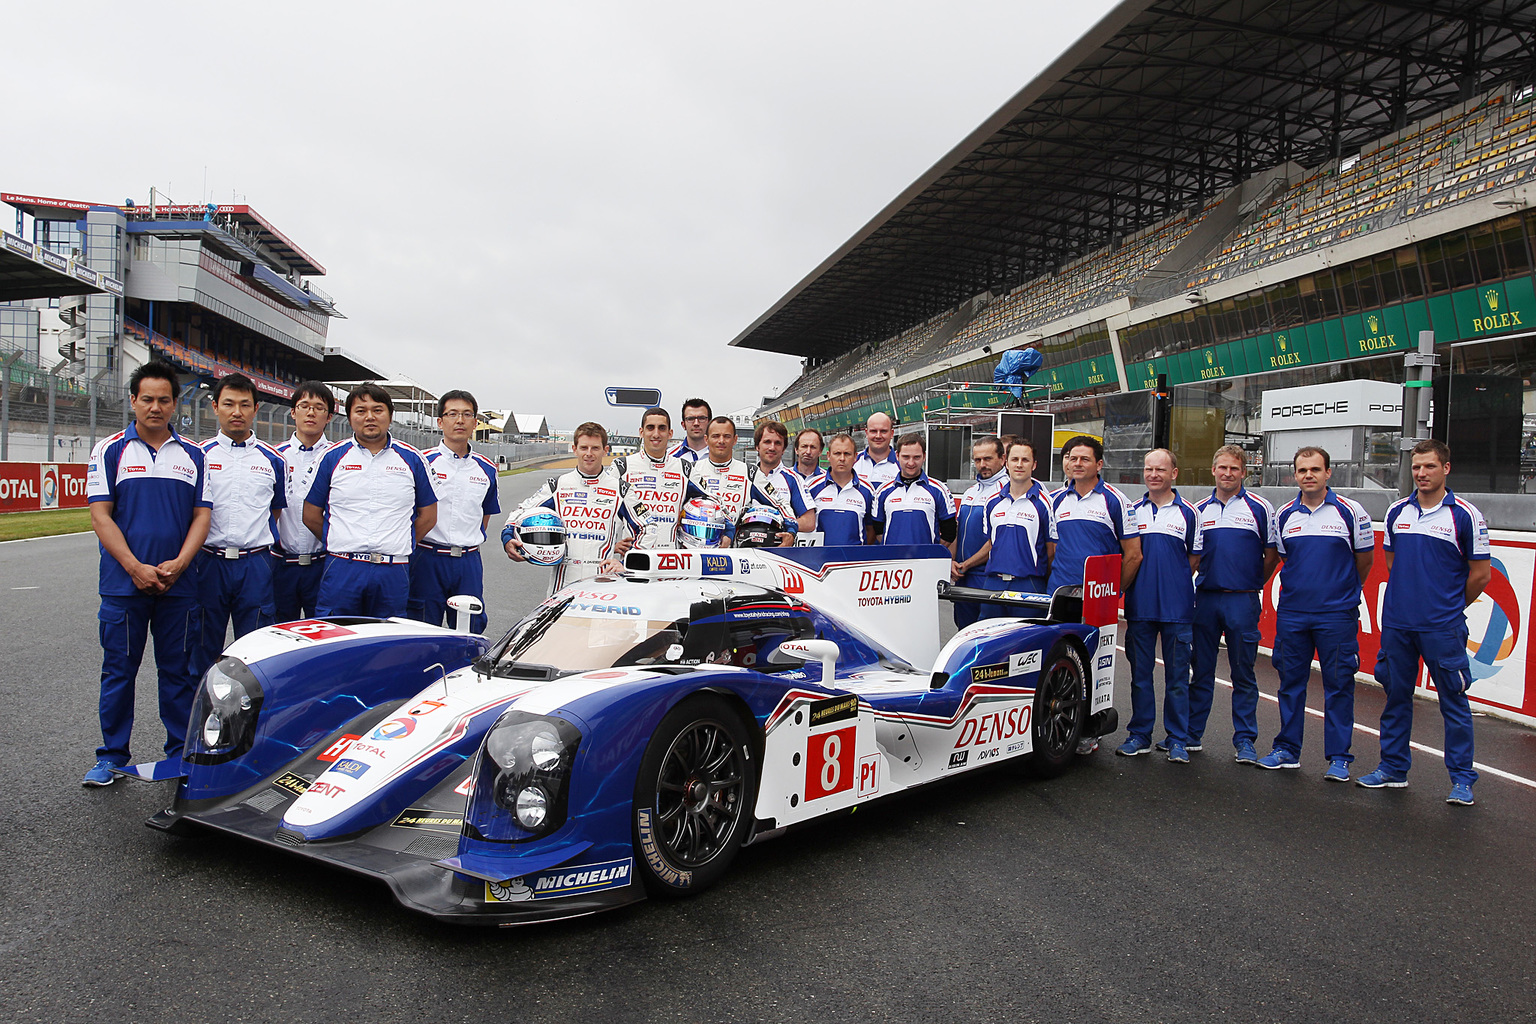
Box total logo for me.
[1086,580,1117,599]
[370,717,417,741]
[1469,555,1522,681]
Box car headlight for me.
[185,657,264,764]
[466,711,581,842]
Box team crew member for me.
[992,340,1043,405]
[409,390,500,633]
[1188,445,1278,764]
[870,434,957,547]
[668,398,711,463]
[854,411,899,492]
[1046,435,1140,755]
[304,383,438,618]
[82,361,211,786]
[690,417,784,538]
[1117,449,1199,762]
[506,421,629,593]
[195,373,286,673]
[966,439,1051,618]
[1260,447,1373,777]
[807,433,877,546]
[1361,440,1491,804]
[617,407,709,548]
[272,382,336,620]
[949,435,1008,627]
[752,421,815,535]
[791,428,826,489]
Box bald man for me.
[855,412,899,493]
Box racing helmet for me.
[735,504,786,548]
[679,497,731,549]
[513,509,567,566]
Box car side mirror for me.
[768,639,840,683]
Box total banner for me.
[1259,527,1536,728]
[0,462,89,513]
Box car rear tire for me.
[1025,640,1086,779]
[632,694,756,897]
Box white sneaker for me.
[1076,737,1099,755]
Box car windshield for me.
[493,583,725,674]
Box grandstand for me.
[739,1,1536,493]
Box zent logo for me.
[370,717,416,741]
[656,552,693,570]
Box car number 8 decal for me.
[804,726,856,800]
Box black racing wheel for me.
[1025,640,1086,778]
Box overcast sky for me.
[8,1,1118,431]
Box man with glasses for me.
[273,382,336,621]
[409,390,500,633]
[668,398,712,464]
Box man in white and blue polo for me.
[1188,444,1278,764]
[304,383,438,619]
[1260,446,1374,779]
[949,434,1007,627]
[1118,449,1200,762]
[854,411,899,493]
[869,433,956,548]
[410,389,501,634]
[807,433,875,545]
[272,381,335,621]
[1360,439,1491,805]
[195,373,286,674]
[668,397,712,464]
[83,361,211,786]
[972,437,1051,616]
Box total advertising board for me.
[1259,527,1536,728]
[0,462,89,513]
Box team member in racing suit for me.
[668,398,711,464]
[752,420,816,536]
[616,406,710,548]
[690,416,792,543]
[504,421,628,594]
[949,434,1007,628]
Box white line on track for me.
[1117,644,1536,791]
[0,530,93,546]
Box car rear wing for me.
[936,580,1073,622]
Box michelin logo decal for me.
[485,857,635,903]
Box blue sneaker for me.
[1257,748,1300,770]
[1324,758,1350,783]
[1166,741,1190,763]
[1446,783,1475,806]
[1116,736,1153,757]
[1155,739,1202,753]
[82,759,119,787]
[1234,740,1258,765]
[1356,767,1409,789]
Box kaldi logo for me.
[656,552,693,570]
[954,706,1032,748]
[858,568,913,592]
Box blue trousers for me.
[271,553,326,622]
[1272,611,1359,762]
[195,550,275,675]
[315,558,409,619]
[978,574,1046,621]
[1125,619,1191,744]
[407,548,488,633]
[1189,590,1262,749]
[97,592,200,763]
[1374,626,1478,785]
[952,570,988,628]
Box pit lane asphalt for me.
[3,470,1534,1024]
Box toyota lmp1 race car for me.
[120,545,1122,927]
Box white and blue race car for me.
[124,544,1121,926]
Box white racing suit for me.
[504,466,626,595]
[614,453,709,549]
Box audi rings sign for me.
[1260,527,1536,728]
[0,462,88,513]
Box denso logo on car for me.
[858,568,913,592]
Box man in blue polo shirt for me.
[869,433,956,547]
[950,434,1008,626]
[968,438,1051,617]
[1260,446,1374,778]
[196,373,286,675]
[1360,439,1491,804]
[410,389,501,634]
[1047,435,1141,755]
[304,383,438,618]
[854,412,899,493]
[1188,445,1278,763]
[83,361,211,786]
[807,433,877,545]
[1117,449,1200,762]
[752,420,816,536]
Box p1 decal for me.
[804,726,856,800]
[370,717,416,741]
[273,620,357,642]
[857,754,880,799]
